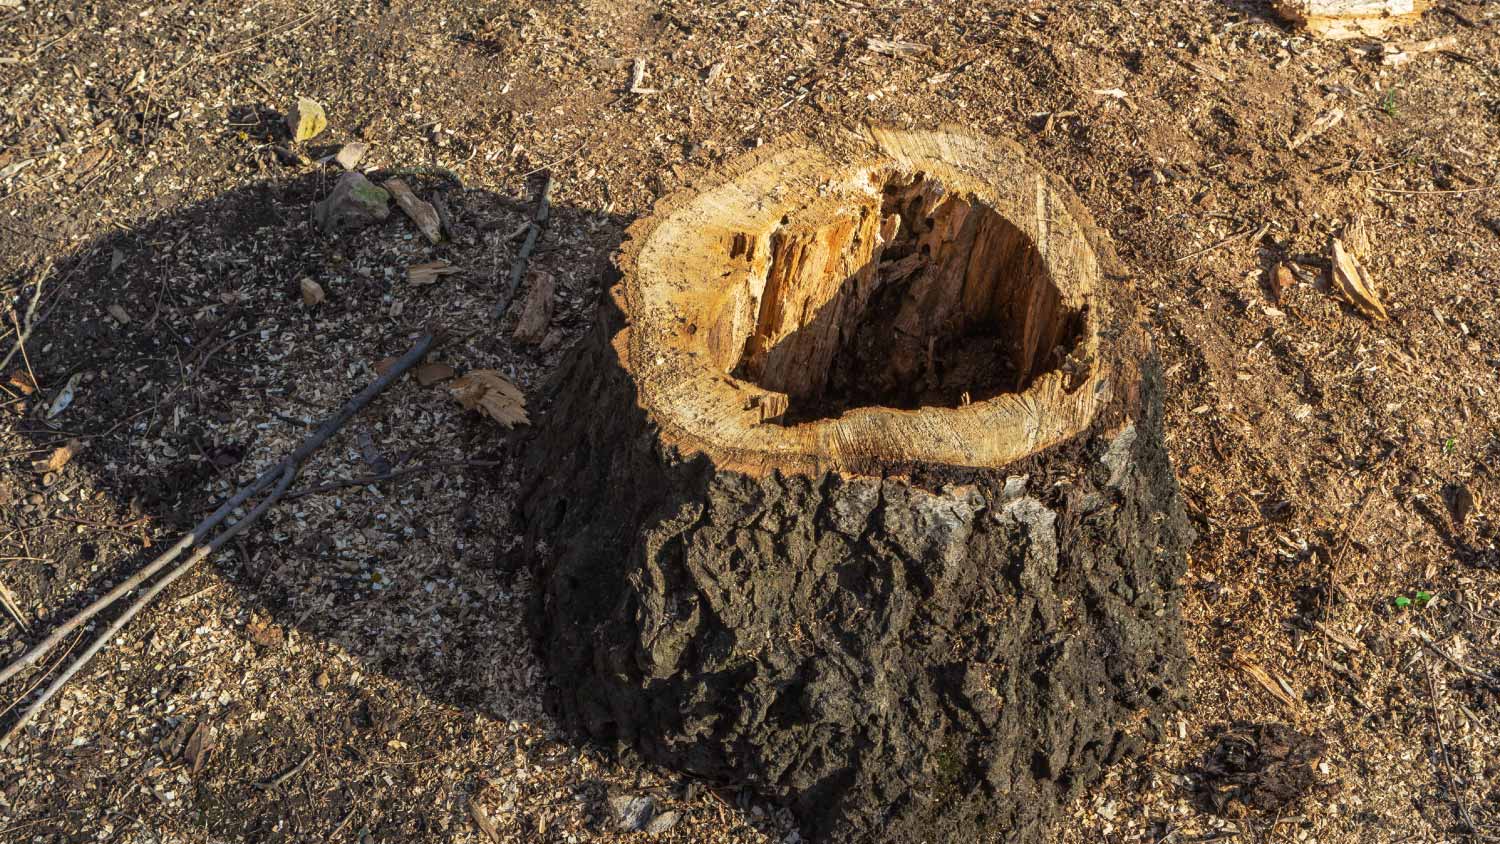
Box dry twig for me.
[0,332,437,747]
[495,174,554,318]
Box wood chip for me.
[1270,262,1295,302]
[299,278,326,305]
[415,362,456,386]
[106,303,131,324]
[1328,237,1389,321]
[407,260,461,286]
[512,271,556,345]
[383,178,443,244]
[287,96,328,142]
[1289,107,1345,150]
[867,38,931,59]
[628,58,659,94]
[1381,34,1458,66]
[1236,655,1299,710]
[1273,0,1430,39]
[334,142,368,170]
[450,370,529,428]
[32,439,83,474]
[469,796,502,843]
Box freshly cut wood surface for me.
[616,125,1113,476]
[1273,0,1431,38]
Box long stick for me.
[0,332,436,687]
[0,466,297,749]
[495,173,554,318]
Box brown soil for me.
[1,1,1497,843]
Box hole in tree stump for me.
[729,171,1087,423]
[628,127,1106,475]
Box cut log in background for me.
[519,126,1192,842]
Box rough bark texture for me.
[519,290,1191,843]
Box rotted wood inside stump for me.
[519,127,1190,844]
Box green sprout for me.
[1394,591,1435,609]
[1444,437,1457,455]
[1379,90,1398,118]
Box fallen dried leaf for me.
[287,96,328,142]
[374,356,401,376]
[7,370,36,395]
[450,370,529,428]
[1328,237,1389,321]
[408,260,461,286]
[183,721,213,776]
[32,439,83,474]
[246,615,284,648]
[415,362,456,386]
[299,278,326,305]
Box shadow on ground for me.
[0,170,630,839]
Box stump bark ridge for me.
[521,126,1190,843]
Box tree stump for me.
[520,127,1191,843]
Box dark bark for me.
[518,293,1192,843]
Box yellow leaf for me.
[288,97,328,143]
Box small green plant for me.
[1379,89,1399,118]
[1394,590,1435,609]
[1443,437,1457,455]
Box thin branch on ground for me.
[0,264,49,377]
[0,465,297,750]
[1174,222,1269,264]
[0,332,437,746]
[495,172,554,318]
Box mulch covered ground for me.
[1,0,1497,841]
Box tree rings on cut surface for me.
[519,126,1190,844]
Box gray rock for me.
[645,809,680,835]
[609,795,655,832]
[314,171,390,235]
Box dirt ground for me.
[0,0,1497,842]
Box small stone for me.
[314,172,391,235]
[335,142,368,170]
[25,492,43,505]
[609,795,655,832]
[300,278,326,306]
[314,670,330,689]
[645,809,679,835]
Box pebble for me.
[609,795,655,832]
[646,810,680,835]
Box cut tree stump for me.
[519,126,1191,843]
